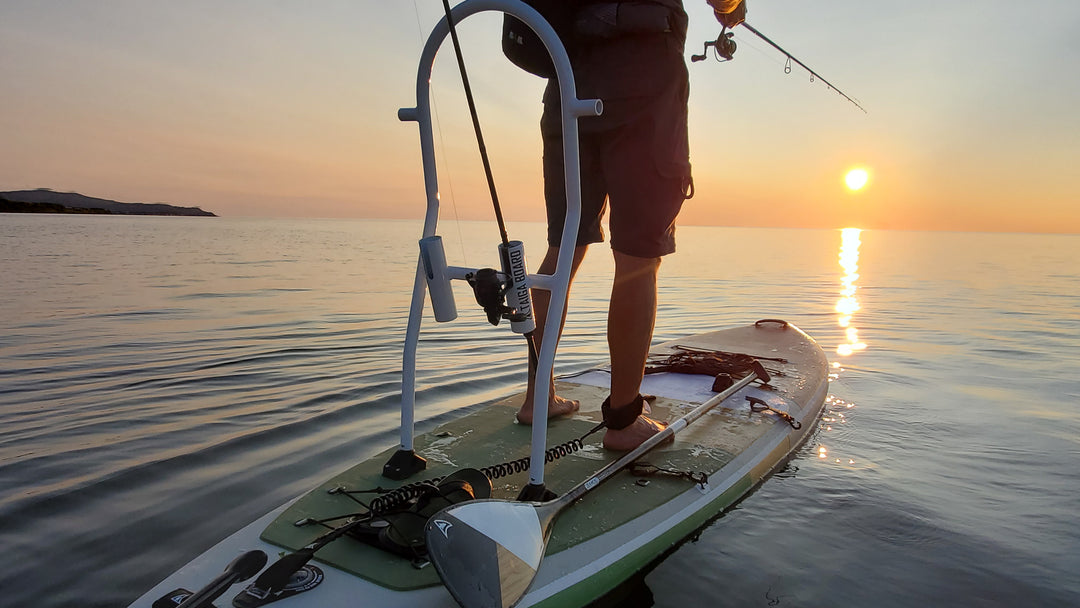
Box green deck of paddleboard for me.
[260,322,828,592]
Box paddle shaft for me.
[554,362,768,509]
[425,362,771,608]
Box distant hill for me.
[0,189,216,216]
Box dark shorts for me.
[542,73,691,259]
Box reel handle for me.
[691,30,737,62]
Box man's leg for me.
[516,244,589,424]
[603,251,666,450]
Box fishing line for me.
[692,20,866,113]
[740,22,866,113]
[728,30,789,68]
[733,35,821,97]
[438,0,510,246]
[437,0,540,366]
[412,0,468,264]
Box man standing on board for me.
[516,0,748,450]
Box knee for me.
[614,251,661,273]
[613,251,661,286]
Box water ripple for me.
[2,218,1078,607]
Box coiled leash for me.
[323,423,607,520]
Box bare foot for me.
[516,394,580,425]
[602,416,670,451]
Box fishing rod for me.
[437,0,541,367]
[692,21,867,113]
[439,0,509,246]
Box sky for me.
[2,0,1078,233]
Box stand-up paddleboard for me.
[127,3,829,607]
[128,319,828,608]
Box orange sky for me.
[2,1,1078,233]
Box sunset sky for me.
[2,0,1078,233]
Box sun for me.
[845,168,870,191]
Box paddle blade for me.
[425,500,548,608]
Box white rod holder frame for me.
[396,0,600,488]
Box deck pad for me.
[259,321,828,592]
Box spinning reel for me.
[691,28,736,62]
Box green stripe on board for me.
[533,473,756,608]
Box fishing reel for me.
[691,29,737,62]
[467,267,528,327]
[418,236,535,333]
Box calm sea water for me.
[1,215,1077,607]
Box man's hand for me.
[707,0,746,28]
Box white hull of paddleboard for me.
[129,320,829,608]
[130,385,826,608]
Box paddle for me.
[172,550,267,608]
[233,468,490,607]
[233,515,363,606]
[424,361,770,608]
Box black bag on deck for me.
[349,468,492,559]
[501,0,577,78]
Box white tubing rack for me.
[387,0,602,491]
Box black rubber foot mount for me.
[382,449,426,481]
[516,482,558,502]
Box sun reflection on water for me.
[817,395,865,468]
[836,228,867,357]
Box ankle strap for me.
[601,394,645,430]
